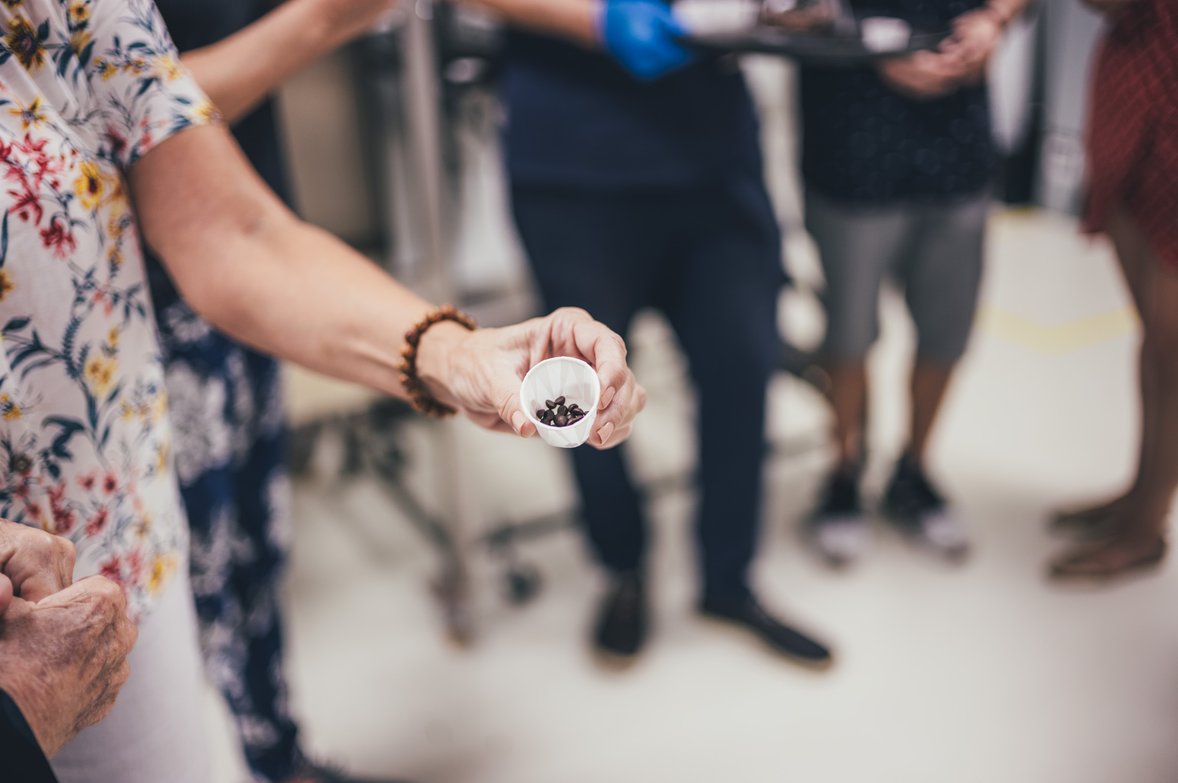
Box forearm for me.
[452,0,600,48]
[180,0,347,124]
[194,216,439,399]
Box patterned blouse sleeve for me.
[84,0,219,169]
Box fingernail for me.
[600,386,616,410]
[511,411,526,435]
[597,422,614,445]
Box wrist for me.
[415,321,470,409]
[0,674,53,755]
[981,0,1014,27]
[398,305,477,417]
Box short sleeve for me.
[85,0,220,169]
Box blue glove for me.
[600,0,696,81]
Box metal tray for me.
[683,26,948,65]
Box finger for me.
[596,360,630,412]
[606,423,633,448]
[38,575,128,619]
[11,532,76,603]
[515,413,537,439]
[591,372,643,429]
[560,313,629,389]
[591,423,633,450]
[0,573,11,616]
[466,409,516,433]
[494,390,536,439]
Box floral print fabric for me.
[0,0,215,618]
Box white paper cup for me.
[521,357,601,449]
[860,16,911,52]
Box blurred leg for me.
[664,176,784,600]
[903,195,988,462]
[877,195,986,562]
[1051,211,1173,579]
[806,194,910,469]
[510,185,666,576]
[1054,208,1157,531]
[803,196,908,565]
[660,177,834,667]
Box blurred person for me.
[1049,0,1177,581]
[457,0,834,669]
[148,0,405,780]
[801,0,1026,566]
[0,2,644,782]
[0,519,136,783]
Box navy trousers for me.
[511,174,784,600]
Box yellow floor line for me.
[977,304,1139,355]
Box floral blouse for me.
[0,0,215,618]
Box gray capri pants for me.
[806,190,989,364]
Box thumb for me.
[0,573,12,616]
[496,386,536,439]
[36,575,127,616]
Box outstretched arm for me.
[129,124,645,447]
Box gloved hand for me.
[599,0,696,81]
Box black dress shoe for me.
[592,572,648,664]
[698,595,834,670]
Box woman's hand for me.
[875,50,966,100]
[939,7,1004,84]
[418,308,647,449]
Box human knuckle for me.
[634,385,648,412]
[31,528,56,553]
[53,535,76,561]
[92,578,126,611]
[555,306,589,321]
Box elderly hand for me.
[418,307,646,449]
[599,0,696,81]
[0,520,76,611]
[876,50,968,100]
[0,575,136,757]
[0,518,136,756]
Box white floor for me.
[205,207,1178,783]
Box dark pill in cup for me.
[540,395,585,428]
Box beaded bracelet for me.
[398,304,478,418]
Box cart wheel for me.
[505,564,541,605]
